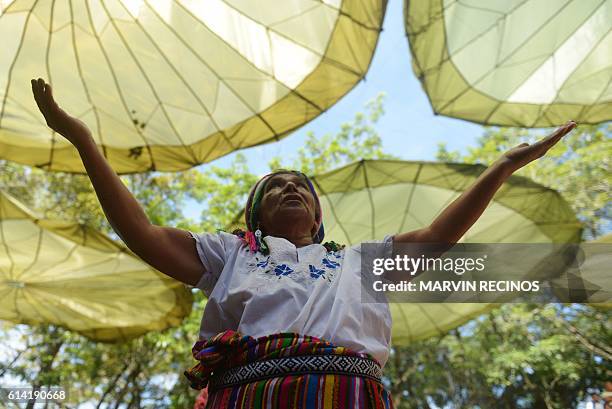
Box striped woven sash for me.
[185,331,385,391]
[210,354,383,389]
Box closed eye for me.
[266,180,282,191]
[265,175,310,192]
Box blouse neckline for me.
[263,235,328,264]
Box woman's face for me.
[258,173,318,238]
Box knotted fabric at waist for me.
[184,330,383,391]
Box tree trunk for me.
[96,360,131,409]
[25,330,64,409]
[0,346,27,377]
[112,362,141,409]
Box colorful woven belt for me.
[185,331,385,391]
[209,354,383,390]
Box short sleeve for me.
[379,234,394,259]
[351,235,395,304]
[188,231,241,296]
[351,234,394,258]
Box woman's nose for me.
[282,181,298,192]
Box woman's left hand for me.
[497,120,577,175]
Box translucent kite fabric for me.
[405,0,612,127]
[551,234,611,307]
[311,160,581,344]
[0,190,192,341]
[0,0,385,174]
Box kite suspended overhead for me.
[0,0,386,174]
[312,160,581,344]
[0,190,192,342]
[405,0,612,127]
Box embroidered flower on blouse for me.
[321,258,340,269]
[308,265,326,279]
[329,251,343,259]
[274,264,294,276]
[250,247,346,284]
[256,257,270,268]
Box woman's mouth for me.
[282,194,303,204]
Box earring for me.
[254,224,262,249]
[255,225,269,254]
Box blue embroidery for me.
[330,251,343,259]
[256,257,270,268]
[309,264,326,279]
[251,249,344,283]
[274,264,294,276]
[322,258,340,269]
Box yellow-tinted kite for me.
[0,190,192,341]
[406,0,611,126]
[0,0,385,173]
[551,234,611,307]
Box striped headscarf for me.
[243,170,324,251]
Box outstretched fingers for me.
[538,121,577,150]
[43,80,55,105]
[510,121,576,162]
[31,78,60,125]
[31,78,49,116]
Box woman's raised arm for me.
[31,78,204,286]
[394,121,577,246]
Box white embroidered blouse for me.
[189,231,393,367]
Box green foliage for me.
[191,154,258,232]
[270,92,398,175]
[387,305,611,409]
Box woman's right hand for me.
[31,78,93,146]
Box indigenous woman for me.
[31,78,577,408]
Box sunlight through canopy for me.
[0,0,385,173]
[405,0,612,126]
[313,160,582,344]
[0,190,192,341]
